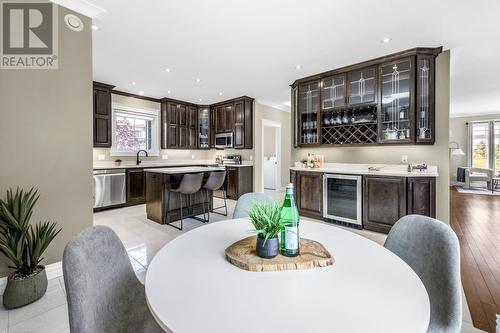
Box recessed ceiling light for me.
[381,37,392,44]
[196,78,201,83]
[295,65,302,70]
[91,24,100,31]
[167,90,171,94]
[198,98,202,102]
[165,68,171,73]
[138,91,144,95]
[219,92,223,96]
[131,81,136,85]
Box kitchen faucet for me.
[136,150,148,165]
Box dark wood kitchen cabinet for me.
[126,168,145,206]
[188,106,198,149]
[225,166,253,200]
[363,176,407,233]
[407,177,436,217]
[291,47,442,147]
[161,99,198,149]
[233,98,253,149]
[93,82,115,148]
[214,105,225,134]
[295,171,323,219]
[224,104,234,132]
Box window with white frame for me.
[111,105,159,156]
[468,120,500,174]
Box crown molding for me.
[50,0,105,18]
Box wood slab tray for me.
[225,236,334,272]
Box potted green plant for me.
[0,187,61,309]
[248,203,286,258]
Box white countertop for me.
[144,166,225,174]
[93,160,253,170]
[290,163,438,177]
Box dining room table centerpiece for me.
[248,202,286,258]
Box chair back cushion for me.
[384,215,462,333]
[63,226,151,333]
[232,192,275,219]
[204,171,226,191]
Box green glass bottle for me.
[280,183,300,257]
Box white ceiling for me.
[85,0,500,116]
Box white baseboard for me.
[0,261,63,295]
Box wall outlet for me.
[401,155,408,163]
[162,154,168,160]
[98,154,105,161]
[249,155,253,161]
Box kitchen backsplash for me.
[93,148,254,163]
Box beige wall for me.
[263,127,277,157]
[291,51,451,223]
[253,103,292,191]
[449,113,500,181]
[0,8,93,277]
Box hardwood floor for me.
[450,187,500,333]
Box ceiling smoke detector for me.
[64,14,84,32]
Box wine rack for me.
[322,123,378,145]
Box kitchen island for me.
[145,166,224,225]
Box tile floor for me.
[0,193,487,332]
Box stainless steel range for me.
[323,174,362,227]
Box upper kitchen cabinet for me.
[198,107,210,149]
[321,74,346,110]
[416,55,435,144]
[298,81,320,145]
[93,81,115,147]
[188,106,198,149]
[161,99,197,149]
[347,67,377,106]
[233,97,253,149]
[379,58,414,143]
[224,104,235,132]
[290,47,442,147]
[211,96,254,149]
[214,105,225,134]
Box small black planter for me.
[256,236,279,258]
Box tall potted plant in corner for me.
[0,187,61,309]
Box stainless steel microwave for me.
[215,132,234,149]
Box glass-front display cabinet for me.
[298,81,320,145]
[347,67,377,106]
[291,47,441,147]
[416,55,435,143]
[198,107,210,149]
[321,75,346,110]
[379,58,414,143]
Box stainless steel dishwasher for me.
[93,169,126,209]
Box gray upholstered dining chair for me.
[232,192,275,219]
[384,215,462,333]
[63,226,164,333]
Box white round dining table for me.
[145,219,430,333]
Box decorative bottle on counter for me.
[280,183,300,257]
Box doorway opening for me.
[261,119,281,194]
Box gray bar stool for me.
[166,173,207,230]
[203,171,227,221]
